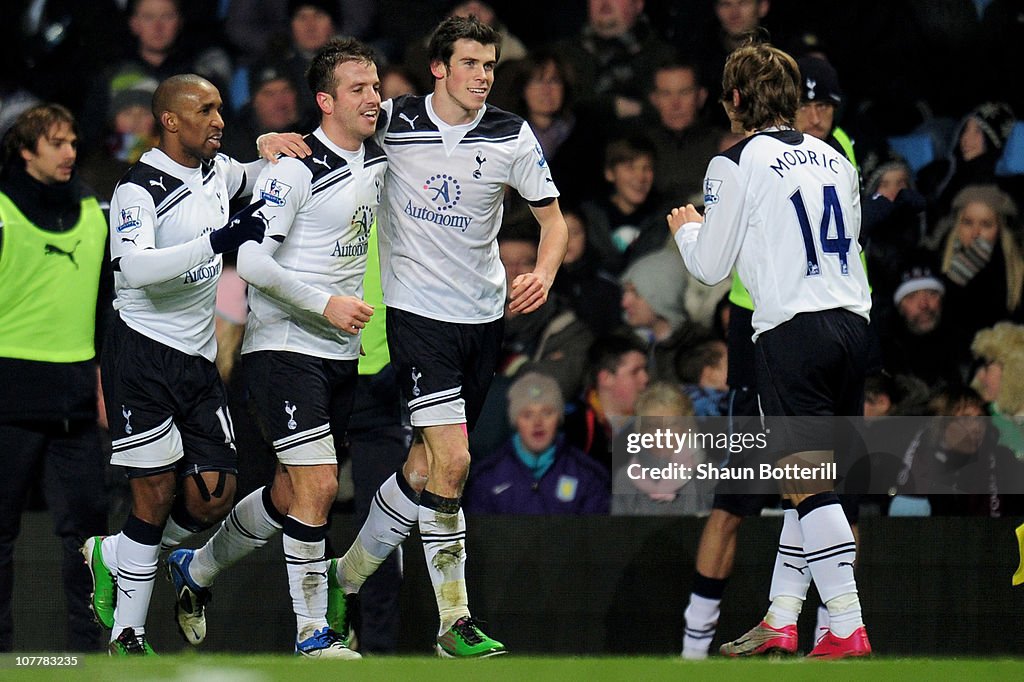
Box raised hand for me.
[209,199,269,254]
[666,204,704,236]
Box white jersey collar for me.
[425,93,486,155]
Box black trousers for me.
[343,366,411,654]
[0,421,108,651]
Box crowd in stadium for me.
[3,0,1024,656]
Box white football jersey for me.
[110,149,253,361]
[675,128,871,339]
[375,94,558,323]
[239,128,388,359]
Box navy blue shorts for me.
[243,350,357,466]
[386,307,502,432]
[102,317,237,477]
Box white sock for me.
[825,593,863,638]
[283,516,329,641]
[190,486,283,587]
[159,516,192,553]
[419,494,469,635]
[815,604,829,639]
[100,534,119,574]
[339,472,418,593]
[110,518,162,640]
[765,508,810,628]
[682,594,719,659]
[799,497,861,637]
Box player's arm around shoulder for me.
[227,133,313,199]
[510,199,569,315]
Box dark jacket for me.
[464,436,610,514]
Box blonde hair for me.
[940,185,1024,312]
[971,322,1024,414]
[635,382,694,417]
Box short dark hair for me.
[1,103,77,171]
[648,59,704,93]
[676,340,726,384]
[427,15,501,74]
[604,135,656,169]
[129,0,181,16]
[587,333,647,388]
[307,37,377,96]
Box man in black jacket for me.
[0,104,111,651]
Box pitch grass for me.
[5,655,1023,681]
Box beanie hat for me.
[620,247,689,330]
[797,56,842,106]
[288,0,339,24]
[969,101,1016,152]
[951,183,1018,220]
[507,372,564,425]
[249,61,293,96]
[864,151,914,197]
[893,262,944,305]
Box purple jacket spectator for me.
[464,436,610,515]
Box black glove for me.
[209,199,268,254]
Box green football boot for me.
[326,558,358,649]
[81,536,115,629]
[108,627,156,656]
[435,617,507,658]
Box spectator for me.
[678,339,730,417]
[465,372,610,514]
[612,382,713,515]
[795,55,856,164]
[403,1,528,82]
[550,208,624,337]
[686,0,771,127]
[892,385,1024,517]
[78,80,159,201]
[497,225,594,401]
[225,0,377,65]
[860,153,928,319]
[0,104,110,652]
[937,184,1024,343]
[637,61,724,202]
[971,322,1024,461]
[877,256,969,387]
[221,62,304,162]
[619,246,707,382]
[918,101,1017,224]
[379,64,423,100]
[254,0,348,124]
[553,0,676,125]
[503,50,596,206]
[80,0,232,151]
[580,135,667,271]
[564,332,650,471]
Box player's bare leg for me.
[419,424,505,658]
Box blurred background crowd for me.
[5,0,1024,521]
